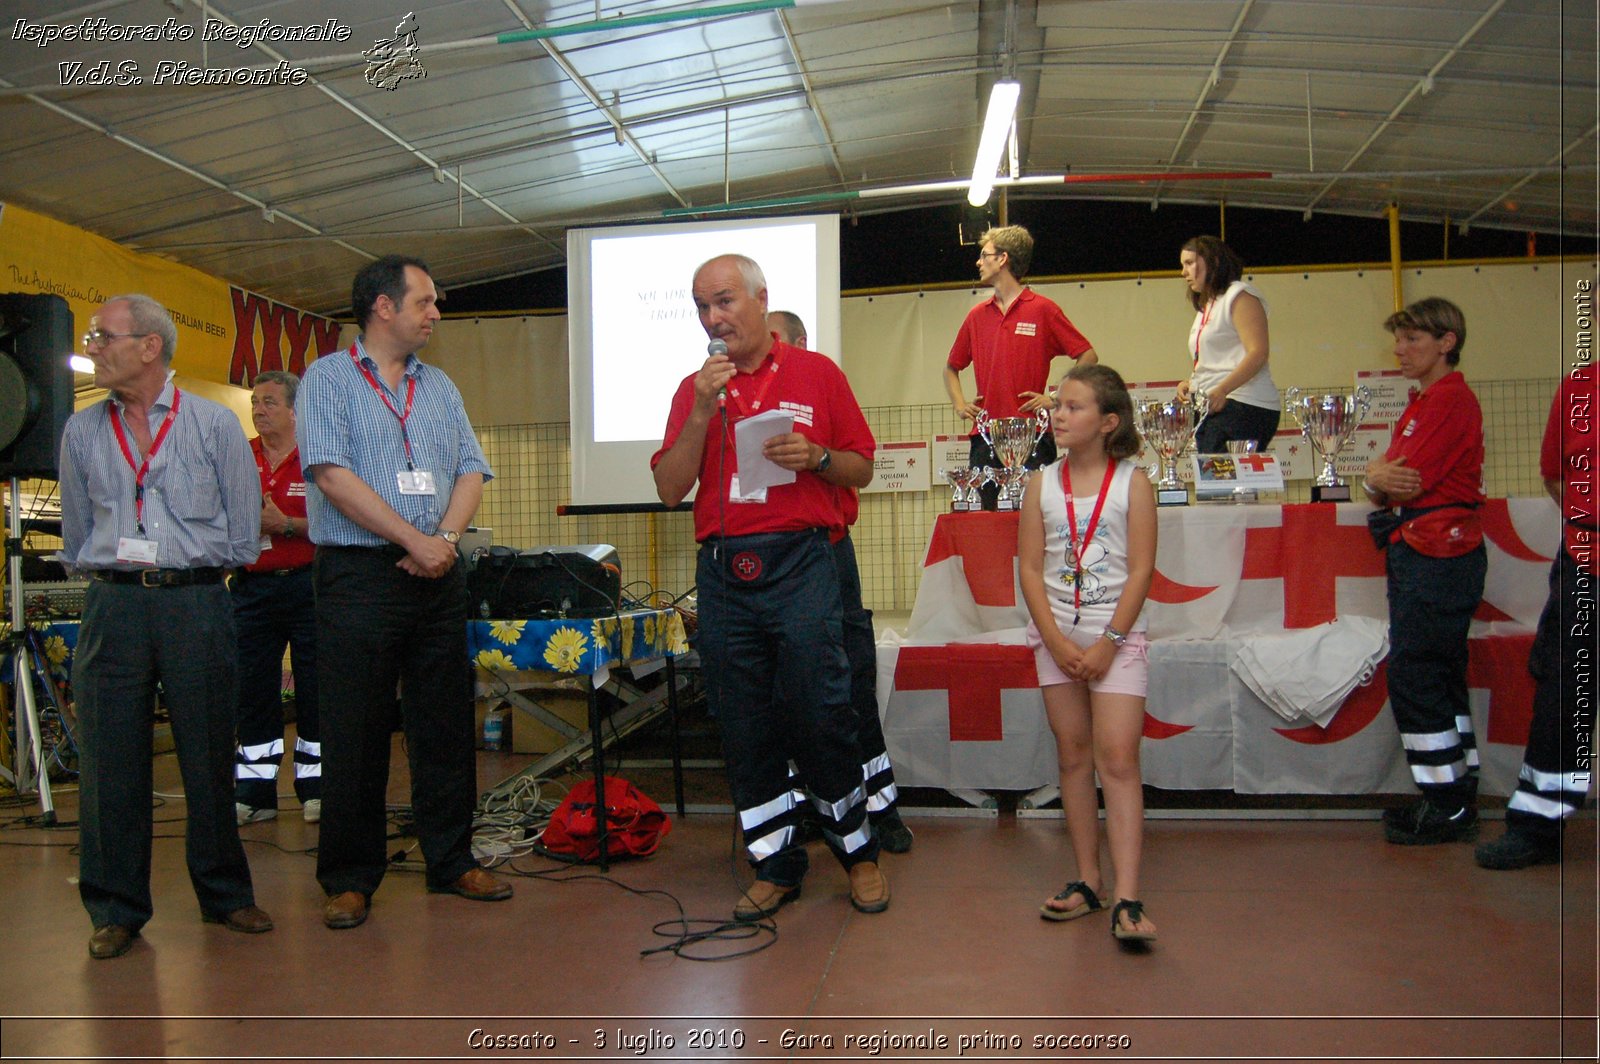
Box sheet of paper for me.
[733,408,796,493]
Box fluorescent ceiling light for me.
[968,80,1020,207]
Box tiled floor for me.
[1,739,1594,1063]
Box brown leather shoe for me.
[848,861,890,913]
[323,891,369,930]
[88,924,136,960]
[733,880,800,921]
[430,866,513,901]
[202,904,274,934]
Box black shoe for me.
[1475,829,1561,870]
[1383,798,1478,845]
[874,814,914,854]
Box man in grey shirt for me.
[60,294,273,960]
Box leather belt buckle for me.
[140,569,166,589]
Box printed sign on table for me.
[1335,424,1394,480]
[862,440,931,494]
[933,434,973,477]
[1355,369,1415,427]
[1269,427,1313,481]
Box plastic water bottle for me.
[483,708,504,751]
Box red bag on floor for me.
[541,776,671,862]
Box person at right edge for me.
[768,309,913,854]
[653,254,888,920]
[1363,297,1487,845]
[1475,359,1596,869]
[1175,235,1279,454]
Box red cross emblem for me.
[1235,453,1275,472]
[1242,505,1385,628]
[893,644,1036,741]
[731,551,762,581]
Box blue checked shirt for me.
[296,338,493,546]
[59,374,262,571]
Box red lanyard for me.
[1192,300,1214,368]
[109,388,182,536]
[350,345,418,467]
[1060,457,1118,624]
[724,347,785,419]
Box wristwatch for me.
[281,518,294,537]
[437,529,462,545]
[813,448,833,474]
[1102,625,1128,648]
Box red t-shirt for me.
[1540,363,1598,564]
[249,435,314,571]
[947,288,1093,427]
[1383,370,1485,555]
[652,341,876,542]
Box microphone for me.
[708,338,729,405]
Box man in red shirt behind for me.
[653,254,889,920]
[232,371,321,825]
[1476,360,1597,868]
[944,225,1098,509]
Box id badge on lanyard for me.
[351,346,437,497]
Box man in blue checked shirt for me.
[60,293,274,960]
[296,255,512,930]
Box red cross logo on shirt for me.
[1242,505,1385,628]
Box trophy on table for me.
[976,410,1050,511]
[1135,398,1199,506]
[941,467,979,512]
[1284,386,1372,502]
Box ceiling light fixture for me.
[968,80,1020,207]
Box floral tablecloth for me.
[468,607,689,684]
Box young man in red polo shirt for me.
[944,225,1098,509]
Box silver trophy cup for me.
[1135,399,1199,506]
[976,410,1050,511]
[1284,386,1372,502]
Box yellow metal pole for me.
[1219,199,1226,241]
[998,186,1008,227]
[1386,203,1404,311]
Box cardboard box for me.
[510,689,590,755]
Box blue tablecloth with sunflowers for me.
[1,621,78,687]
[468,608,689,684]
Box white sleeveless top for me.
[1189,280,1279,411]
[1036,457,1147,636]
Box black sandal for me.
[1040,880,1106,922]
[1110,898,1157,941]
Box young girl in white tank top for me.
[1019,363,1160,943]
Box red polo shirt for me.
[249,435,314,571]
[653,342,875,542]
[1541,363,1598,564]
[947,288,1093,426]
[1384,370,1485,555]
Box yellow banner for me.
[0,202,340,387]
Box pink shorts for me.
[1026,624,1150,696]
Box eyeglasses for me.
[82,328,153,349]
[978,250,1003,260]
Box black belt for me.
[239,566,310,578]
[90,567,226,588]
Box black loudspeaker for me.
[466,545,622,619]
[0,293,75,480]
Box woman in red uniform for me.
[1362,297,1486,845]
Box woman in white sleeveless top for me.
[1176,235,1280,454]
[1019,363,1159,943]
